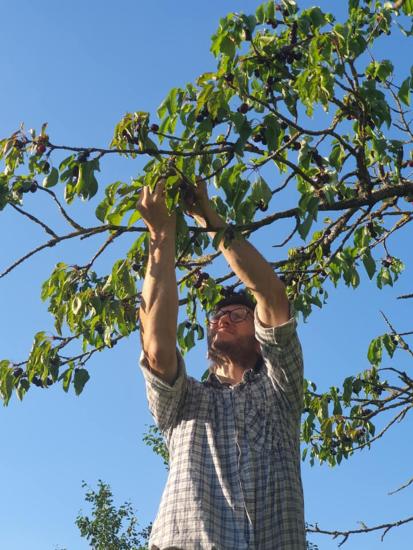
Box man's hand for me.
[137,178,176,235]
[182,178,225,230]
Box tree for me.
[74,480,150,550]
[1,0,413,545]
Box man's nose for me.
[217,311,231,326]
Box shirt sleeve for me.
[254,306,304,417]
[139,349,188,433]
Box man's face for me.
[207,305,259,363]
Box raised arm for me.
[138,180,178,385]
[186,180,290,327]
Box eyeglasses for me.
[208,307,253,325]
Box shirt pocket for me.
[243,380,281,450]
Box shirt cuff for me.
[254,304,297,346]
[139,349,187,393]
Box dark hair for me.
[212,289,256,315]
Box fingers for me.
[138,178,165,207]
[153,177,166,197]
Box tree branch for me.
[307,514,413,546]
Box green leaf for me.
[42,167,59,188]
[75,160,100,200]
[263,114,281,150]
[60,365,74,393]
[212,228,226,250]
[382,334,397,358]
[0,360,14,406]
[255,3,265,23]
[74,368,90,396]
[306,6,327,28]
[95,199,110,222]
[366,60,394,82]
[402,0,413,16]
[127,209,141,227]
[220,35,236,58]
[72,296,82,315]
[250,176,272,205]
[367,337,382,366]
[362,251,376,279]
[298,214,313,239]
[398,77,411,106]
[342,376,354,403]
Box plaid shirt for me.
[140,311,305,550]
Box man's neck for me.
[215,354,259,386]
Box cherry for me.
[32,375,43,387]
[257,200,268,212]
[36,143,46,155]
[238,103,250,114]
[367,222,377,237]
[150,124,159,132]
[318,172,330,184]
[311,150,324,167]
[30,182,38,193]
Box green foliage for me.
[0,0,412,491]
[75,480,150,550]
[142,425,169,468]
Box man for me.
[137,178,305,550]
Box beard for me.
[207,329,259,369]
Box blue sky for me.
[1,1,412,549]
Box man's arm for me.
[138,180,179,385]
[187,181,290,327]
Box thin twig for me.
[38,186,85,230]
[389,476,413,496]
[398,293,413,300]
[10,204,58,238]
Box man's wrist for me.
[194,208,226,231]
[148,228,176,243]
